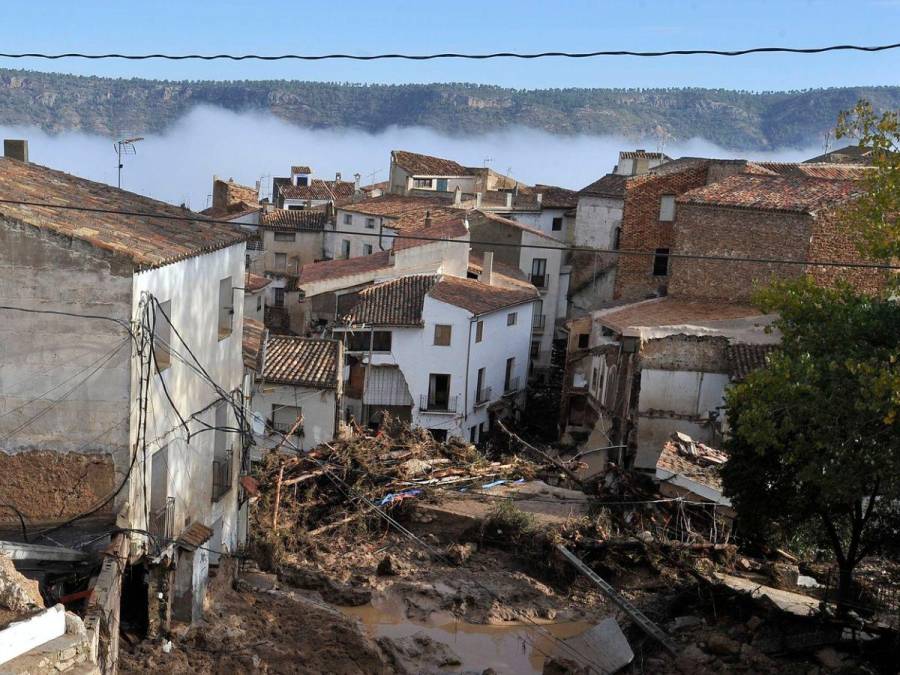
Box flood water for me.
[341,593,592,673]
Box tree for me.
[723,280,900,613]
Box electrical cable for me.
[0,197,896,270]
[0,42,898,61]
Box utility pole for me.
[114,137,144,189]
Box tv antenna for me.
[114,136,143,188]
[482,157,493,168]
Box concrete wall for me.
[514,208,570,241]
[329,210,393,259]
[0,217,133,523]
[574,195,623,248]
[518,231,565,369]
[254,229,322,274]
[244,289,265,323]
[252,384,337,452]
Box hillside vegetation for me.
[2,69,899,150]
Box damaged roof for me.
[242,318,265,371]
[656,433,729,498]
[0,157,248,269]
[596,298,766,336]
[262,335,341,389]
[678,174,863,214]
[344,275,438,326]
[726,343,778,381]
[392,150,470,176]
[430,275,538,316]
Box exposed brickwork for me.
[613,163,711,301]
[806,206,888,294]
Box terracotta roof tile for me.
[579,174,628,198]
[298,250,393,285]
[291,166,312,174]
[394,216,469,250]
[0,157,248,269]
[430,275,538,316]
[242,318,265,370]
[259,208,328,232]
[726,343,777,381]
[468,209,562,242]
[340,194,462,231]
[176,522,214,551]
[468,252,531,287]
[597,298,763,334]
[262,335,340,388]
[656,434,727,493]
[345,275,438,326]
[245,272,272,293]
[748,162,872,181]
[532,184,579,209]
[280,180,355,202]
[392,150,470,176]
[678,174,863,214]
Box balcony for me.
[474,386,492,408]
[532,314,546,333]
[246,238,264,252]
[148,496,174,544]
[503,377,520,395]
[419,394,458,414]
[211,449,233,502]
[529,274,547,290]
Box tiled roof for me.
[291,165,312,174]
[597,298,763,334]
[259,208,328,232]
[803,145,877,165]
[340,194,463,231]
[657,433,727,493]
[532,184,579,209]
[747,162,872,181]
[392,150,470,176]
[430,275,538,316]
[726,343,777,381]
[620,150,671,160]
[0,157,247,270]
[468,253,534,290]
[297,250,393,285]
[245,272,271,293]
[394,216,469,250]
[176,522,214,552]
[280,180,355,202]
[677,174,863,214]
[200,203,261,220]
[262,335,341,388]
[579,174,628,198]
[468,209,562,242]
[344,275,438,326]
[242,318,265,370]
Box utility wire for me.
[0,42,898,61]
[0,197,896,270]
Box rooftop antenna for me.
[822,129,833,155]
[114,136,143,189]
[482,157,493,168]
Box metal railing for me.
[246,239,264,252]
[148,496,174,543]
[532,314,546,332]
[211,449,233,502]
[420,394,458,413]
[474,386,492,407]
[504,376,520,395]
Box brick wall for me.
[806,206,888,294]
[213,179,258,211]
[614,163,710,301]
[668,204,810,302]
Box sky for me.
[0,0,898,90]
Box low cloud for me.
[0,106,822,209]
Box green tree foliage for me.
[723,279,900,611]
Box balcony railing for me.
[420,394,458,413]
[503,377,520,395]
[532,314,546,332]
[211,449,233,502]
[148,496,174,544]
[246,239,264,252]
[530,274,547,289]
[474,386,492,408]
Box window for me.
[274,231,296,242]
[659,195,676,222]
[469,426,478,443]
[362,244,373,256]
[365,218,376,229]
[429,428,448,442]
[343,213,352,225]
[155,300,172,371]
[347,330,392,352]
[475,320,484,343]
[256,295,262,312]
[592,367,600,393]
[413,178,434,189]
[427,373,451,411]
[272,404,302,435]
[530,341,540,359]
[578,333,589,349]
[551,216,563,231]
[433,324,452,346]
[286,205,304,211]
[507,312,517,326]
[212,402,232,501]
[341,240,351,259]
[652,248,670,277]
[530,258,547,288]
[149,446,172,539]
[295,176,308,187]
[274,252,287,270]
[532,299,544,330]
[372,331,392,352]
[613,226,621,250]
[273,288,285,307]
[504,357,516,392]
[218,277,233,339]
[475,367,488,404]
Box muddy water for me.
[341,593,592,673]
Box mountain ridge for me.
[1,68,898,150]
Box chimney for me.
[424,210,432,228]
[335,171,342,182]
[475,192,483,208]
[4,139,28,163]
[481,251,494,286]
[536,192,543,205]
[453,186,462,206]
[505,192,513,209]
[354,173,361,189]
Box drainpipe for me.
[463,316,474,428]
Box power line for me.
[0,42,898,62]
[0,197,896,270]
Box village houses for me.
[0,140,248,668]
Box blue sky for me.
[1,0,898,89]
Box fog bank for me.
[0,106,823,209]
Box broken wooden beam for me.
[0,541,89,562]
